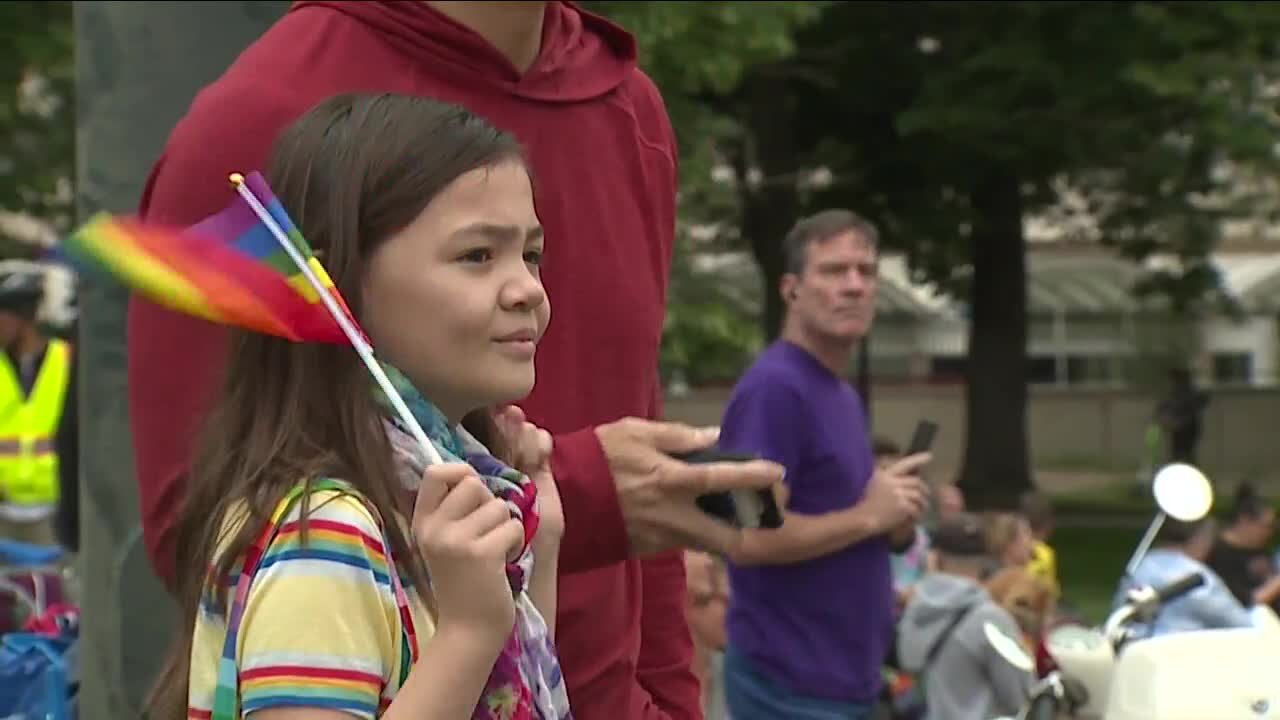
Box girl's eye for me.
[460,248,492,263]
[524,249,544,266]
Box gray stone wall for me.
[73,4,286,717]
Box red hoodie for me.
[127,3,696,718]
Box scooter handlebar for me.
[1155,572,1206,603]
[1104,571,1209,645]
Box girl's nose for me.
[502,267,546,310]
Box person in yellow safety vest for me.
[0,269,73,547]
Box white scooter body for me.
[1046,606,1280,719]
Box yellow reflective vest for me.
[0,339,71,507]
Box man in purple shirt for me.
[720,209,931,718]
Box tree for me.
[587,2,828,193]
[723,1,1280,507]
[587,1,830,385]
[0,1,75,255]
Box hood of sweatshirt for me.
[289,1,637,103]
[897,572,991,669]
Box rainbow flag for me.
[63,171,361,345]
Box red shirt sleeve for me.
[549,427,630,573]
[129,83,291,588]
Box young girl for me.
[147,93,570,720]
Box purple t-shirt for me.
[720,340,892,703]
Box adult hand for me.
[595,418,785,556]
[495,405,563,546]
[862,453,931,536]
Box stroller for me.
[0,538,78,720]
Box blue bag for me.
[0,630,78,720]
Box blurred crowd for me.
[683,458,1280,720]
[683,459,1063,720]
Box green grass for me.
[1051,481,1159,518]
[1053,524,1143,624]
[1047,477,1280,624]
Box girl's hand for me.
[495,405,564,548]
[413,463,523,647]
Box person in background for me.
[877,438,931,720]
[935,483,965,521]
[0,269,73,547]
[1020,491,1059,599]
[32,264,78,553]
[874,438,902,470]
[1156,367,1209,465]
[1114,515,1253,640]
[1207,482,1280,612]
[983,512,1035,576]
[881,444,970,608]
[921,483,966,573]
[984,566,1055,656]
[898,513,1035,720]
[719,209,930,719]
[684,550,730,719]
[881,438,930,608]
[53,324,78,553]
[126,3,783,717]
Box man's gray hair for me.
[783,209,880,276]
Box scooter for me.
[987,463,1280,720]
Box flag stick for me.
[228,173,444,466]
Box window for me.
[929,356,966,383]
[1066,356,1116,385]
[1212,353,1252,385]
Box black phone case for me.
[675,447,784,530]
[906,420,938,455]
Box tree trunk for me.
[74,3,287,716]
[957,169,1034,509]
[736,73,799,342]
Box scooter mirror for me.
[1152,463,1214,522]
[983,621,1036,673]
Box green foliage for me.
[588,1,827,384]
[587,1,829,219]
[787,1,1280,304]
[592,2,1280,392]
[659,234,762,386]
[0,1,75,251]
[769,1,1280,502]
[598,1,1280,502]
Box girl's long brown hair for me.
[146,93,524,719]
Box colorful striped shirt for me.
[187,488,435,719]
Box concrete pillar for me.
[73,3,286,717]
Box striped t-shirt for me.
[187,488,435,719]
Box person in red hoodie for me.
[127,3,784,719]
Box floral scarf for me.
[376,363,571,720]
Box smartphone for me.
[675,447,784,530]
[905,419,940,524]
[906,419,939,456]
